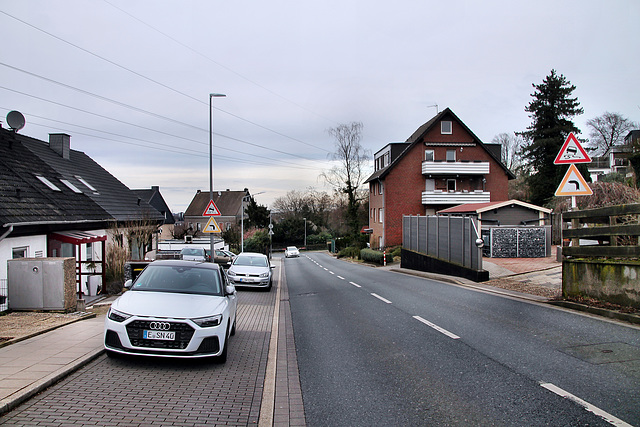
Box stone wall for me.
[563,259,640,308]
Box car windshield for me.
[181,248,204,256]
[131,264,223,295]
[287,247,297,251]
[234,255,268,267]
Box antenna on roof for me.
[427,104,439,114]
[6,111,25,132]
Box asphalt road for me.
[285,252,640,426]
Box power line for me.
[0,10,331,154]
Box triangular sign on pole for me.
[554,132,591,164]
[555,164,593,196]
[203,217,222,233]
[202,200,221,216]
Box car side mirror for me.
[124,279,133,289]
[225,285,236,296]
[270,265,275,269]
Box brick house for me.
[365,108,514,249]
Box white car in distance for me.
[284,246,300,258]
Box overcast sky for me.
[1,1,638,212]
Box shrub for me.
[360,248,393,265]
[337,246,361,259]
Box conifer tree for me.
[520,70,584,206]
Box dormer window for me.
[441,121,452,134]
[36,175,61,191]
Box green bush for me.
[337,246,361,259]
[360,248,393,265]
[391,246,402,258]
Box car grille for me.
[126,320,195,350]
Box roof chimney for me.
[49,133,71,159]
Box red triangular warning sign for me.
[554,133,591,165]
[202,200,221,216]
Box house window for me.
[12,247,28,259]
[379,182,383,194]
[75,176,97,192]
[441,121,452,134]
[447,179,456,192]
[425,150,434,161]
[446,149,456,161]
[379,208,384,224]
[60,179,82,193]
[36,175,61,191]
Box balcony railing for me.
[422,190,490,204]
[422,160,490,175]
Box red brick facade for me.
[366,109,512,248]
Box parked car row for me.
[104,252,274,362]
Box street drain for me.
[562,342,640,364]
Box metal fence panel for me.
[403,215,482,270]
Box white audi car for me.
[284,246,300,258]
[104,260,237,361]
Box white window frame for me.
[425,149,434,161]
[36,175,61,191]
[441,121,452,134]
[446,149,456,162]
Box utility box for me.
[7,257,76,311]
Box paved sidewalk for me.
[0,314,105,414]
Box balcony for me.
[422,160,490,176]
[422,190,490,204]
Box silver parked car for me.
[226,252,274,290]
[104,260,237,361]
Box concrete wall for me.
[563,259,640,308]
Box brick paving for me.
[0,283,278,426]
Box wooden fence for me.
[562,204,640,258]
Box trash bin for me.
[88,276,101,296]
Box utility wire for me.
[0,10,331,153]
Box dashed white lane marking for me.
[323,268,328,271]
[371,293,392,304]
[540,383,632,427]
[413,316,460,339]
[337,275,345,280]
[329,271,335,275]
[349,281,361,288]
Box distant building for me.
[184,189,251,234]
[588,130,640,182]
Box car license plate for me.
[143,330,175,340]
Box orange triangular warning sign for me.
[203,217,221,233]
[554,133,591,164]
[202,200,221,216]
[555,164,593,196]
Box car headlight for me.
[227,269,237,277]
[108,308,132,323]
[259,271,269,278]
[192,314,223,328]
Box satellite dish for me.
[6,111,25,131]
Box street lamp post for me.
[209,93,225,258]
[303,217,307,248]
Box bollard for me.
[383,250,386,267]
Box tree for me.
[586,112,639,156]
[519,69,584,206]
[320,122,371,241]
[492,132,525,171]
[245,196,270,228]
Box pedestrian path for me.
[0,314,104,414]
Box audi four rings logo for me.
[149,322,171,330]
